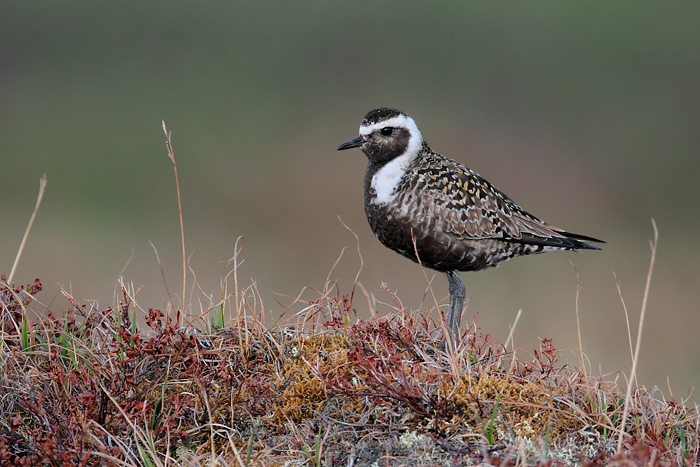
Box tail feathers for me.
[560,230,605,250]
[507,231,604,251]
[560,230,605,244]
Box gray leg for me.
[445,270,465,345]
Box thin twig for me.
[505,308,522,350]
[410,229,443,340]
[148,240,173,313]
[614,272,635,371]
[163,121,186,318]
[338,216,364,311]
[97,381,166,467]
[617,219,658,454]
[9,174,47,285]
[571,263,592,397]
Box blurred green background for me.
[2,2,699,399]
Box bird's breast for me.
[364,190,490,272]
[366,152,415,206]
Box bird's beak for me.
[337,136,364,151]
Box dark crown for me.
[361,108,406,127]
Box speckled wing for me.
[409,152,597,250]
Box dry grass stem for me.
[8,174,47,285]
[338,216,365,310]
[617,219,659,454]
[505,308,522,350]
[163,120,187,316]
[572,264,592,399]
[614,272,635,370]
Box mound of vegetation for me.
[1,273,697,466]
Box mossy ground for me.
[1,274,697,466]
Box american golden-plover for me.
[337,107,603,344]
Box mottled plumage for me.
[337,107,603,344]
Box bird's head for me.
[337,108,423,165]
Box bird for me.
[337,107,604,346]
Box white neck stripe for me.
[363,114,425,206]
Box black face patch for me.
[364,127,411,164]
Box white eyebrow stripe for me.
[359,114,421,139]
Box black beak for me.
[337,136,364,151]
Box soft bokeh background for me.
[3,3,699,399]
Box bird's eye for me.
[380,127,394,136]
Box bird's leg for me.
[445,270,465,346]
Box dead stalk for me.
[9,175,47,285]
[162,121,186,317]
[572,264,592,398]
[617,219,658,453]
